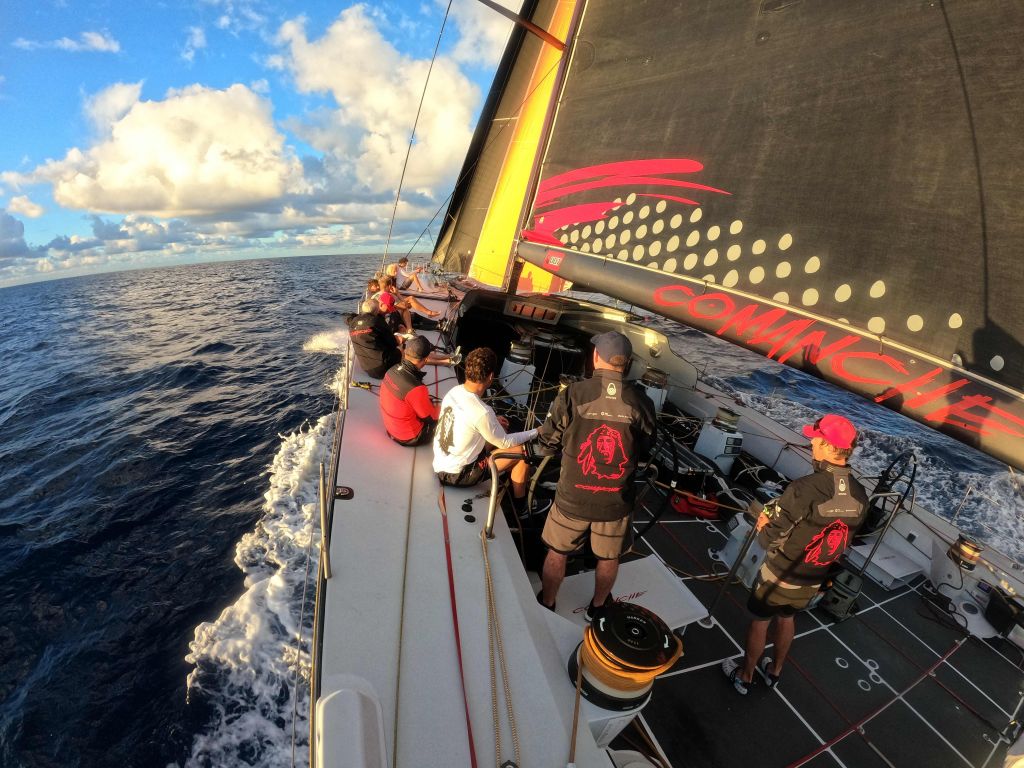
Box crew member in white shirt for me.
[433,347,536,501]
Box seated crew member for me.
[377,292,407,334]
[345,299,401,379]
[433,347,536,501]
[389,257,428,292]
[723,413,869,694]
[381,275,439,322]
[380,336,439,446]
[536,331,657,619]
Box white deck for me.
[316,317,613,767]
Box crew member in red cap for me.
[723,413,869,694]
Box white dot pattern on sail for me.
[723,269,739,287]
[869,280,886,298]
[581,243,591,252]
[835,284,851,302]
[639,205,651,220]
[686,231,700,247]
[670,214,683,229]
[592,239,603,253]
[684,253,699,270]
[582,225,592,238]
[609,216,619,229]
[664,257,677,272]
[633,244,645,260]
[727,244,741,261]
[907,315,923,332]
[571,230,579,243]
[560,234,569,244]
[606,234,616,249]
[802,288,819,306]
[690,208,703,223]
[656,200,667,213]
[667,235,680,252]
[707,225,721,241]
[779,233,793,251]
[636,224,648,239]
[649,240,663,257]
[868,316,885,334]
[805,256,820,273]
[623,211,634,225]
[703,274,716,283]
[617,249,628,261]
[653,219,665,235]
[626,193,637,205]
[704,248,719,266]
[749,266,765,284]
[730,220,743,235]
[621,230,632,245]
[647,261,659,271]
[949,313,963,329]
[774,291,789,303]
[595,220,605,235]
[991,356,1005,372]
[752,239,766,255]
[776,261,791,278]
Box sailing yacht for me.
[310,1,1024,766]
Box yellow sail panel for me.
[467,1,577,291]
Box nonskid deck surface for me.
[627,514,1024,768]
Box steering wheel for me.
[862,450,918,535]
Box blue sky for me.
[0,0,516,286]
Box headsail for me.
[432,0,578,292]
[515,0,1024,469]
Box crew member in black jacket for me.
[723,413,869,694]
[345,299,400,379]
[536,331,657,621]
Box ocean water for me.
[0,254,1020,768]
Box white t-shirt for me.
[432,384,538,474]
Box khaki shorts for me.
[541,503,632,560]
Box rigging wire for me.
[380,1,454,273]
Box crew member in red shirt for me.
[379,336,440,446]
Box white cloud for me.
[0,211,30,258]
[5,83,302,217]
[276,5,479,196]
[13,30,121,53]
[85,81,143,135]
[182,27,207,62]
[445,0,515,66]
[8,195,44,218]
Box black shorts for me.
[747,574,818,619]
[436,450,489,487]
[389,419,435,447]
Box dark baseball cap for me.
[405,335,432,359]
[591,331,632,363]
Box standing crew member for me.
[380,336,439,446]
[536,331,657,620]
[723,413,869,694]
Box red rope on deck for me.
[438,488,480,768]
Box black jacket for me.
[758,460,870,586]
[537,370,657,521]
[345,312,399,378]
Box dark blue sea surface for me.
[0,255,1019,768]
[0,254,373,767]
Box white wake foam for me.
[181,413,333,768]
[302,329,349,355]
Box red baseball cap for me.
[378,293,396,310]
[802,414,857,449]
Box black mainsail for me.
[512,0,1024,469]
